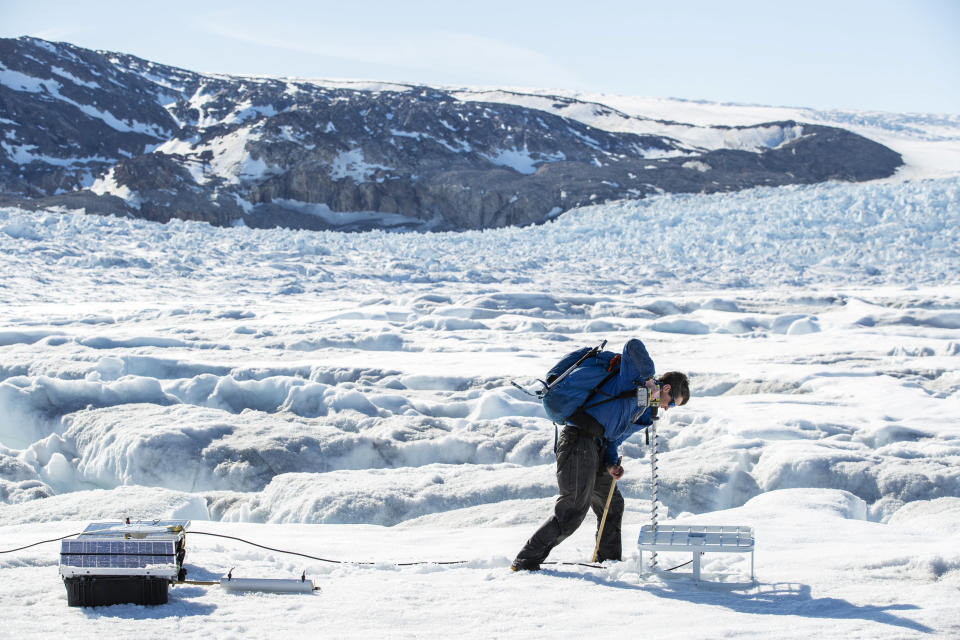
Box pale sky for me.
[1,0,958,114]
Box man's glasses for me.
[663,387,680,408]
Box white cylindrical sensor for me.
[219,577,315,593]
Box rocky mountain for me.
[0,36,903,231]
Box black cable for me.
[189,531,468,566]
[543,561,603,569]
[191,531,612,569]
[2,529,667,573]
[396,559,469,566]
[0,532,85,554]
[188,531,358,564]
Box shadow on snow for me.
[542,568,933,634]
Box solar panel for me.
[60,539,176,570]
[59,520,189,579]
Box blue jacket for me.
[582,338,656,468]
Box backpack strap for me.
[582,387,639,411]
[579,369,619,410]
[570,367,638,415]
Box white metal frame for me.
[59,565,179,579]
[638,524,755,582]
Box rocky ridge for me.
[0,37,903,230]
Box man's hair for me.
[659,371,689,406]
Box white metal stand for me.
[638,525,755,583]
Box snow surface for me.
[1,169,959,635]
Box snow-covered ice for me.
[1,142,959,635]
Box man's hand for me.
[607,464,624,480]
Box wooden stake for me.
[592,456,622,563]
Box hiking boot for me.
[510,558,541,571]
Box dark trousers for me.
[514,426,624,565]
